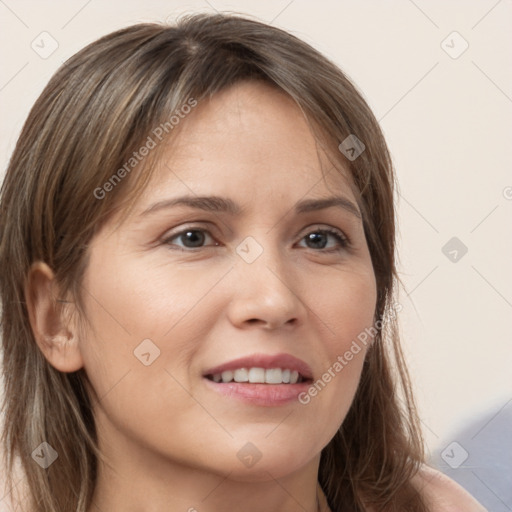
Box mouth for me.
[204,367,311,385]
[202,353,314,406]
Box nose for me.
[226,244,306,330]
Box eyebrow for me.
[140,194,362,219]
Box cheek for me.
[318,266,377,354]
[75,249,228,429]
[299,266,377,429]
[81,247,231,341]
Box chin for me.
[222,458,311,483]
[209,442,318,483]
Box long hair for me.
[0,13,427,511]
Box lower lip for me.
[203,378,310,406]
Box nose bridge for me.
[228,232,304,328]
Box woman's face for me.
[79,80,377,481]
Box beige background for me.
[1,0,511,510]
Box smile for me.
[206,367,306,384]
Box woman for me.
[0,13,484,512]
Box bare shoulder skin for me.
[411,464,487,512]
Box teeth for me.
[248,367,265,383]
[211,367,305,384]
[234,368,249,382]
[265,368,282,384]
[221,370,233,382]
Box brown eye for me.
[163,228,218,250]
[299,228,349,252]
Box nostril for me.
[245,318,266,326]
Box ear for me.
[25,262,84,372]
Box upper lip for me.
[203,353,314,380]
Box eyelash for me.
[161,225,351,253]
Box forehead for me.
[136,81,358,211]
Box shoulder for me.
[410,464,487,512]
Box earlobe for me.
[25,261,84,373]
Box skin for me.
[28,81,379,511]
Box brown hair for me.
[0,13,427,511]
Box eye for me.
[162,228,218,250]
[162,225,350,252]
[297,227,350,252]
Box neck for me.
[88,411,322,512]
[90,461,321,512]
